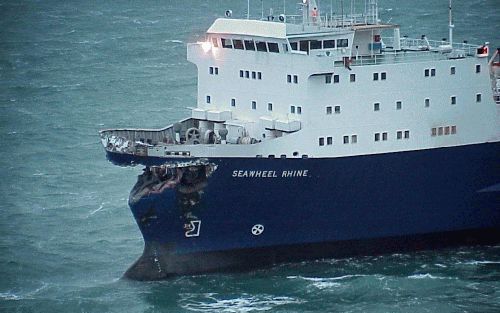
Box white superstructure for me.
[101,0,500,160]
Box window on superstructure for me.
[381,72,387,80]
[333,75,340,83]
[476,93,482,102]
[343,136,349,144]
[310,40,321,50]
[404,130,410,139]
[326,106,332,114]
[268,42,279,53]
[256,41,267,52]
[431,128,437,136]
[290,42,298,50]
[211,37,219,48]
[297,106,302,114]
[240,70,244,78]
[382,132,388,141]
[373,73,379,81]
[425,98,430,107]
[431,68,436,76]
[258,72,262,80]
[299,41,309,53]
[268,103,273,111]
[476,64,481,73]
[245,70,250,78]
[334,105,341,114]
[252,71,256,79]
[325,75,332,84]
[451,96,456,105]
[244,40,255,51]
[337,39,348,47]
[444,126,450,135]
[323,40,335,49]
[351,135,357,143]
[283,43,288,52]
[319,137,325,146]
[231,98,236,107]
[290,106,295,114]
[397,131,403,140]
[287,74,292,83]
[206,95,211,104]
[374,133,380,142]
[450,66,456,75]
[438,127,443,136]
[221,38,232,48]
[451,125,457,134]
[233,39,244,50]
[350,73,356,82]
[424,69,430,77]
[396,101,402,110]
[214,67,219,75]
[327,137,333,145]
[293,75,298,84]
[209,67,214,75]
[251,101,257,110]
[374,102,380,111]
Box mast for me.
[449,0,454,46]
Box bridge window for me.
[373,73,379,81]
[431,68,436,76]
[424,69,430,77]
[240,70,244,78]
[221,38,232,48]
[425,98,430,107]
[476,93,482,102]
[252,71,256,79]
[337,39,348,47]
[326,106,332,114]
[231,98,236,107]
[351,135,357,143]
[256,41,267,52]
[206,95,211,104]
[290,106,295,113]
[350,73,356,82]
[327,137,333,145]
[396,101,402,110]
[244,40,255,51]
[325,75,332,84]
[381,72,387,80]
[287,74,292,83]
[293,75,298,84]
[209,67,213,75]
[258,72,262,80]
[310,40,321,50]
[299,41,309,53]
[268,103,273,111]
[297,106,302,114]
[382,132,388,141]
[451,96,456,105]
[334,105,341,114]
[211,37,219,47]
[374,133,380,141]
[323,40,335,49]
[290,42,298,50]
[374,102,380,111]
[319,137,325,146]
[251,101,257,110]
[333,75,340,83]
[476,64,481,73]
[245,70,250,78]
[450,66,456,75]
[233,39,244,50]
[343,135,349,144]
[268,42,279,53]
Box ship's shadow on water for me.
[125,245,500,313]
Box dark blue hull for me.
[113,142,500,279]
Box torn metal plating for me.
[129,159,217,205]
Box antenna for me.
[449,0,454,46]
[247,0,250,19]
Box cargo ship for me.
[99,0,500,280]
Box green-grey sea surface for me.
[1,0,499,312]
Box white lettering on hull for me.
[232,170,309,178]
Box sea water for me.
[1,0,499,312]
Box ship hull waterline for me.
[108,142,500,280]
